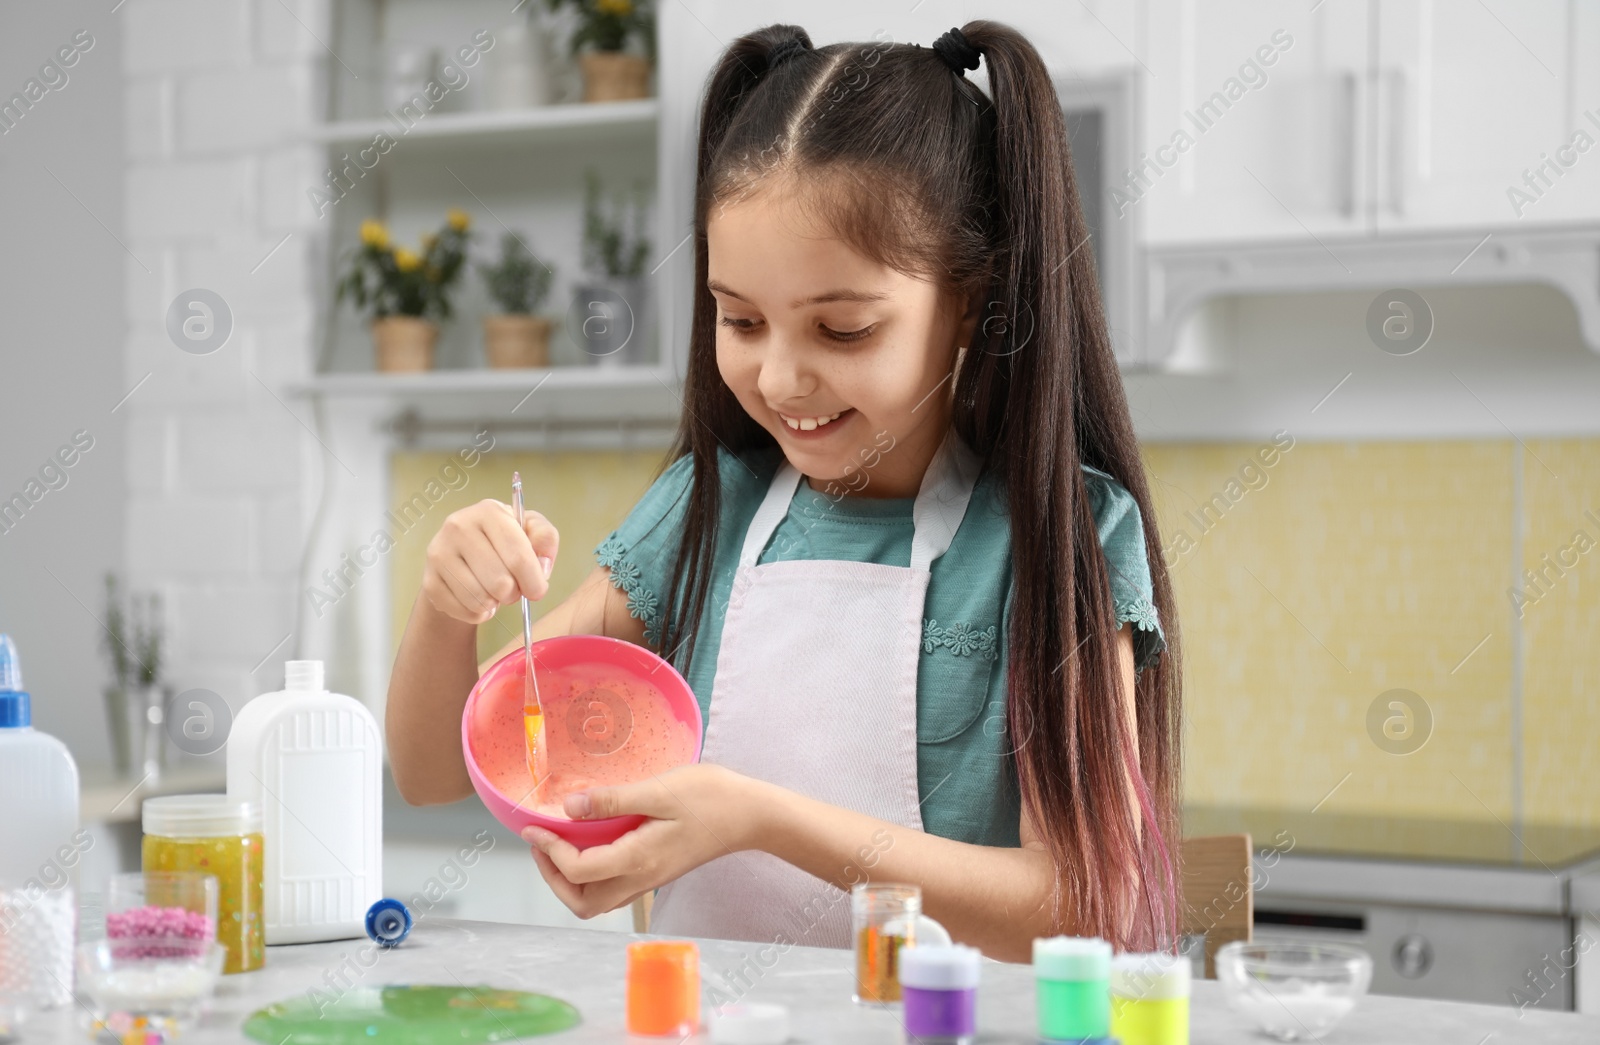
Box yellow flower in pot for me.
[546,0,655,102]
[336,212,471,372]
[478,232,556,369]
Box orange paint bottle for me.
[626,940,699,1037]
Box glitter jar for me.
[899,944,981,1045]
[851,883,952,1005]
[141,796,264,974]
[1034,935,1112,1041]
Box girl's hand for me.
[422,498,558,625]
[520,764,766,920]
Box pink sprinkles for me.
[106,904,215,959]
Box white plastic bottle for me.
[0,634,81,1011]
[227,660,382,944]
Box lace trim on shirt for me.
[920,598,1160,669]
[1116,594,1161,635]
[595,535,663,646]
[921,619,999,663]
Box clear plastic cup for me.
[850,883,951,1006]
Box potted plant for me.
[100,576,168,780]
[546,0,655,102]
[575,170,652,366]
[478,232,556,369]
[336,210,471,372]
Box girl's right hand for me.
[422,499,559,624]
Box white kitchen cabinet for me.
[1375,0,1595,232]
[1140,0,1596,244]
[1139,0,1371,245]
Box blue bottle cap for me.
[0,635,30,728]
[365,898,412,948]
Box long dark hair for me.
[656,20,1182,951]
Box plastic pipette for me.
[511,472,548,794]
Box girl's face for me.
[707,184,975,499]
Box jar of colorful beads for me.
[141,796,264,974]
[106,870,218,953]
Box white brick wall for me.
[123,0,327,732]
[123,0,250,75]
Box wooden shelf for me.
[295,364,669,397]
[291,365,684,438]
[312,99,658,150]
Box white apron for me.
[648,430,983,948]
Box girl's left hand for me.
[520,763,766,920]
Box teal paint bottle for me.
[1034,936,1113,1041]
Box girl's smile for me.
[776,407,850,435]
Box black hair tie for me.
[932,27,981,75]
[768,37,809,70]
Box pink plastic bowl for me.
[462,635,702,850]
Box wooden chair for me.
[630,835,1255,963]
[1178,833,1253,978]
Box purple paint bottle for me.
[899,944,981,1045]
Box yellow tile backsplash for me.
[1146,437,1600,838]
[389,437,1600,841]
[1519,439,1600,826]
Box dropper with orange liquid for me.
[511,472,549,798]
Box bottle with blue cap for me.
[366,898,412,948]
[0,634,81,1011]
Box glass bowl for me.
[76,937,226,1034]
[106,870,218,945]
[1216,940,1373,1041]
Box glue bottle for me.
[0,634,81,1010]
[227,660,382,943]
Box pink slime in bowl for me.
[462,635,703,850]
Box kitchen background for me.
[4,0,1599,1014]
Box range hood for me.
[1138,223,1600,370]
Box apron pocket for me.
[915,622,1000,745]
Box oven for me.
[1256,853,1576,1012]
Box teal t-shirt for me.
[593,444,1165,849]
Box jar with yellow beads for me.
[141,795,264,974]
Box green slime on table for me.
[242,985,581,1044]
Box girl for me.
[386,20,1181,961]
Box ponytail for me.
[957,20,1181,950]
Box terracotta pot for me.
[483,315,552,369]
[572,277,650,366]
[580,52,651,102]
[372,316,438,372]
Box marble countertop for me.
[34,918,1600,1043]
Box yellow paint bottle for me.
[1109,952,1190,1045]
